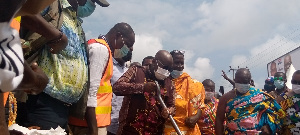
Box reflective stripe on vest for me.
[68,38,113,127]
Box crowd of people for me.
[1,0,300,135]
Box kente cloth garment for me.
[268,91,280,99]
[198,97,218,135]
[164,72,205,135]
[280,94,300,135]
[113,66,175,135]
[268,88,288,99]
[225,87,285,135]
[37,0,88,103]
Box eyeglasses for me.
[291,80,300,85]
[171,50,185,55]
[274,77,283,81]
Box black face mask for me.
[122,51,132,62]
[264,84,276,92]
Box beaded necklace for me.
[8,92,17,126]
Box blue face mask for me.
[274,80,284,89]
[77,0,96,18]
[171,70,183,79]
[114,44,130,59]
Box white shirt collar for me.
[113,58,125,68]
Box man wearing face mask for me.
[113,50,175,135]
[264,76,275,93]
[198,79,218,135]
[215,68,284,135]
[68,22,134,135]
[268,72,289,99]
[22,0,109,132]
[77,0,109,18]
[163,50,205,135]
[276,70,300,134]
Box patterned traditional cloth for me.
[280,94,300,135]
[164,72,205,135]
[113,66,175,135]
[37,0,88,103]
[198,97,218,135]
[22,0,87,130]
[225,87,285,135]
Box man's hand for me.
[185,109,201,129]
[144,82,157,93]
[29,62,48,94]
[48,33,68,54]
[260,125,271,135]
[161,107,175,119]
[185,115,199,128]
[17,62,48,95]
[221,70,235,86]
[221,70,229,80]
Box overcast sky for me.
[82,0,300,93]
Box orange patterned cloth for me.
[164,72,205,135]
[198,97,218,135]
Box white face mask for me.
[235,83,250,94]
[205,92,215,100]
[292,84,300,94]
[170,70,183,79]
[154,66,170,80]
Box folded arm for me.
[113,66,144,96]
[21,14,68,53]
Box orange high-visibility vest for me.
[68,38,113,127]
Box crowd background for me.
[1,0,300,135]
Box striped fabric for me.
[0,22,24,92]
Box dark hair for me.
[142,56,154,65]
[202,79,215,85]
[130,62,141,67]
[170,50,185,57]
[111,22,134,39]
[295,70,300,74]
[274,72,287,79]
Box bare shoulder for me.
[219,90,235,105]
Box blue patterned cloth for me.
[225,87,285,135]
[37,0,88,104]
